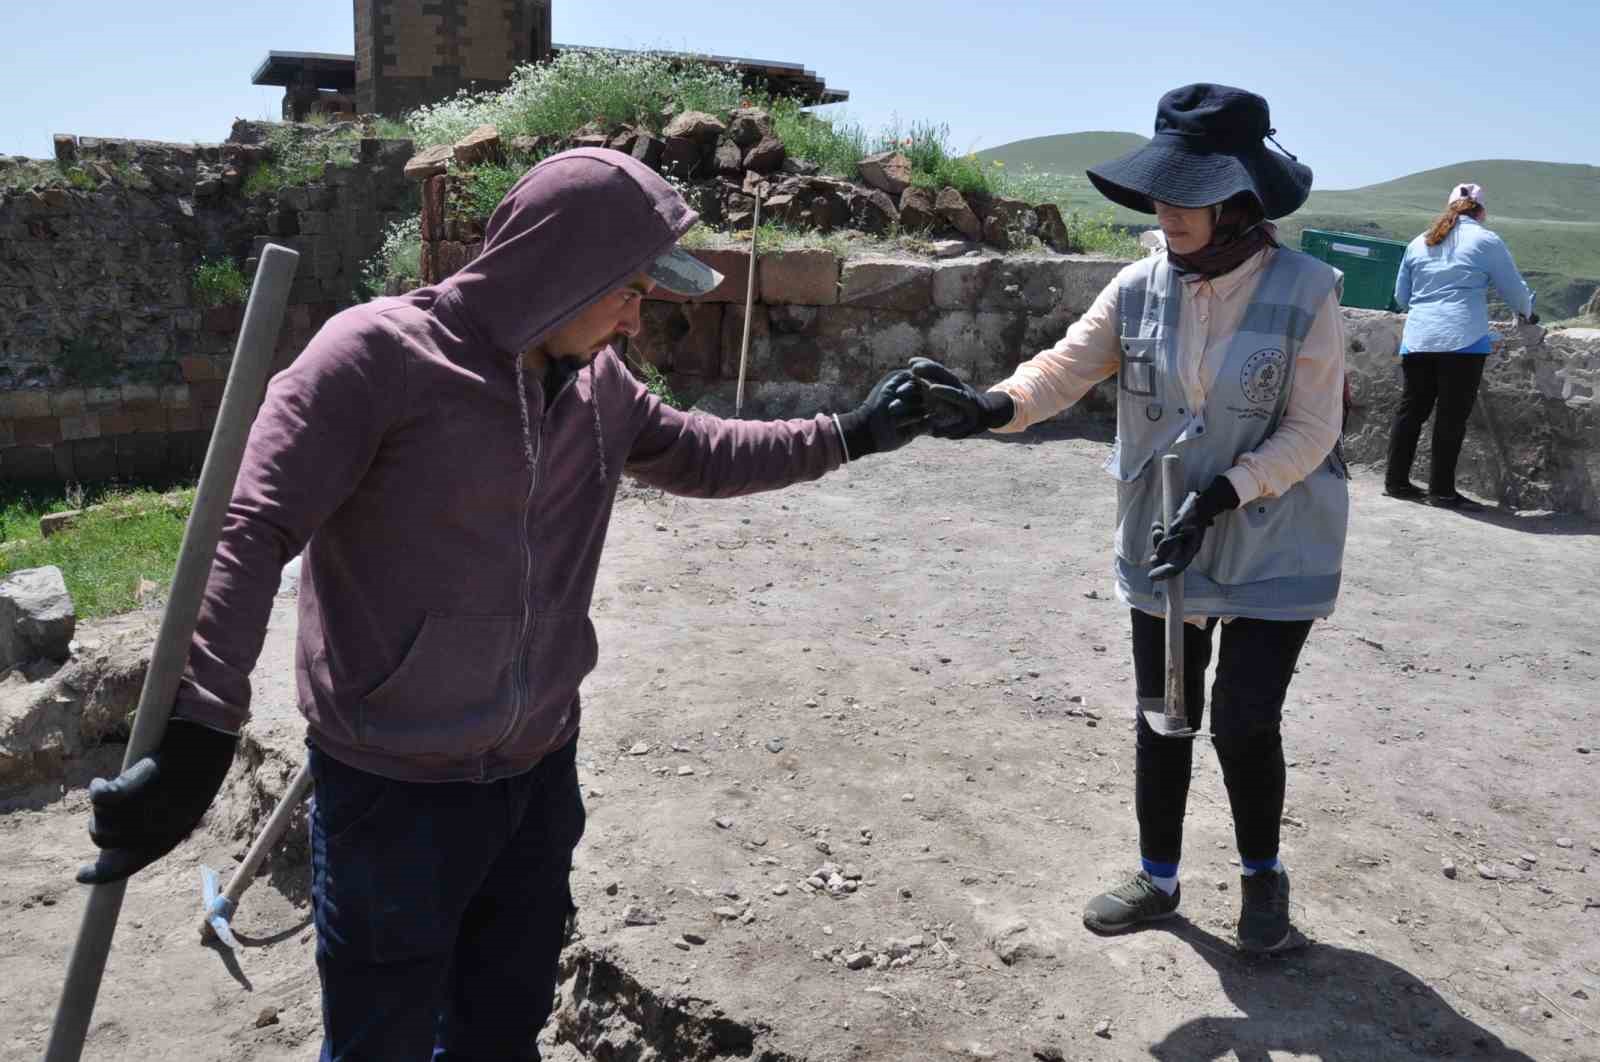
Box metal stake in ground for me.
[43,244,300,1062]
[199,759,313,948]
[735,194,762,417]
[1138,452,1199,739]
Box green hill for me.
[1285,161,1600,317]
[1314,160,1600,224]
[976,131,1147,175]
[977,136,1599,318]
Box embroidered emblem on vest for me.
[1240,348,1288,405]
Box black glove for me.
[1149,475,1241,582]
[1525,312,1540,325]
[77,718,238,885]
[835,369,927,458]
[907,358,1014,439]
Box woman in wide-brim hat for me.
[909,83,1349,954]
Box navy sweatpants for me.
[308,735,585,1061]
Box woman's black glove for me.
[907,358,1014,439]
[1150,476,1241,581]
[835,369,927,458]
[77,718,238,885]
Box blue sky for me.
[3,0,1594,190]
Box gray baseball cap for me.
[647,246,724,296]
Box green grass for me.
[0,485,194,618]
[407,48,747,149]
[358,216,423,298]
[243,124,360,198]
[192,257,248,307]
[984,165,1144,257]
[0,159,148,196]
[880,118,994,198]
[768,99,868,179]
[1312,160,1600,223]
[364,117,415,141]
[630,358,683,409]
[403,51,997,202]
[781,111,995,198]
[976,131,1148,175]
[454,162,529,220]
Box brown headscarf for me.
[1166,194,1279,279]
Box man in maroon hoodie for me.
[77,149,923,1060]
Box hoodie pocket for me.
[527,612,600,721]
[359,613,522,758]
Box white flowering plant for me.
[358,215,422,299]
[407,49,747,148]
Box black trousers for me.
[1384,352,1488,497]
[1131,610,1312,867]
[309,735,585,1061]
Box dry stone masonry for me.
[0,120,415,481]
[409,112,1077,294]
[4,112,1597,521]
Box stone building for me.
[253,0,844,122]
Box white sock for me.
[1240,858,1283,877]
[1149,873,1179,895]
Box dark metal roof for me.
[251,52,357,91]
[249,45,845,105]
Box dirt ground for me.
[4,420,1598,1061]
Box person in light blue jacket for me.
[1384,182,1535,509]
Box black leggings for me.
[1384,352,1487,496]
[1131,610,1312,867]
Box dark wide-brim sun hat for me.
[1087,83,1313,220]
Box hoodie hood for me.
[434,148,699,357]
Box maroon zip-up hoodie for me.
[175,149,843,781]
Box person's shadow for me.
[1146,921,1536,1061]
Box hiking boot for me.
[1237,868,1294,953]
[1426,492,1484,512]
[1383,481,1424,500]
[1083,870,1180,935]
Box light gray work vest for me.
[1108,249,1349,621]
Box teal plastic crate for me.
[1300,229,1408,311]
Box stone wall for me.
[0,123,416,482]
[628,250,1125,421]
[632,250,1600,519]
[6,202,1597,520]
[1343,315,1599,517]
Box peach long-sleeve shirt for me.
[990,248,1347,505]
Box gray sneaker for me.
[1237,867,1294,953]
[1083,870,1181,935]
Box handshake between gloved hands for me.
[836,357,1022,455]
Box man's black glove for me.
[835,369,927,458]
[1525,312,1540,325]
[76,718,238,885]
[907,358,1014,439]
[1149,475,1241,582]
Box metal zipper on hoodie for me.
[489,369,580,768]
